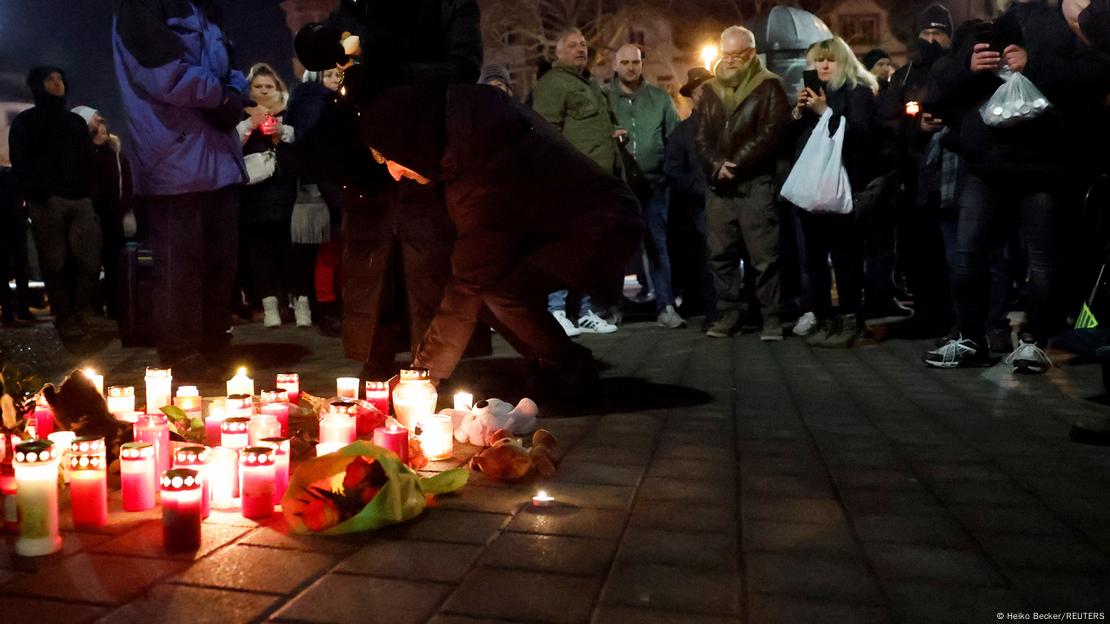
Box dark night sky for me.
[0,0,295,142]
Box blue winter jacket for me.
[112,3,247,197]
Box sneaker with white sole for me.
[552,310,582,337]
[657,305,686,329]
[577,311,618,334]
[922,337,993,369]
[262,296,282,328]
[793,311,817,336]
[1004,334,1053,374]
[294,296,312,328]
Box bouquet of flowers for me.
[283,441,467,534]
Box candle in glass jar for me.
[174,386,203,419]
[226,394,253,419]
[336,377,360,400]
[107,385,136,416]
[120,443,157,511]
[209,447,239,509]
[365,381,389,416]
[420,414,454,461]
[453,392,474,412]
[204,400,226,447]
[173,446,211,519]
[259,390,290,437]
[68,437,108,528]
[392,368,437,430]
[373,424,408,462]
[259,437,290,506]
[275,373,299,406]
[82,368,104,395]
[47,431,76,484]
[320,401,357,445]
[31,400,54,438]
[13,440,62,556]
[227,367,254,398]
[315,442,345,456]
[161,469,202,551]
[144,367,172,414]
[248,412,281,445]
[221,418,250,451]
[134,414,172,475]
[239,447,275,520]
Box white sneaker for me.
[577,311,618,334]
[1004,335,1053,374]
[262,296,281,328]
[657,305,686,329]
[552,310,582,337]
[294,296,312,328]
[793,312,817,336]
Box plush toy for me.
[41,370,131,462]
[470,429,558,481]
[454,398,539,447]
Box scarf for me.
[709,56,777,118]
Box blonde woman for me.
[791,37,879,348]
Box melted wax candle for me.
[226,367,254,398]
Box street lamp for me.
[701,44,718,71]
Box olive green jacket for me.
[531,63,619,174]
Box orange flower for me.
[302,498,341,531]
[342,457,374,490]
[359,485,380,504]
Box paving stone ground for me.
[2,319,1110,623]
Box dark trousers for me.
[668,193,715,318]
[898,187,951,326]
[147,187,238,359]
[0,211,31,317]
[28,197,102,324]
[800,211,864,318]
[953,173,1060,344]
[863,221,899,307]
[706,176,781,318]
[244,220,310,300]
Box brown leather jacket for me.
[694,78,790,195]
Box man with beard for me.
[294,1,483,382]
[694,26,790,341]
[876,3,954,339]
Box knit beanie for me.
[917,3,954,35]
[71,105,99,126]
[860,49,891,71]
[478,63,512,87]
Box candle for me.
[275,373,299,406]
[204,400,227,447]
[336,377,360,400]
[248,412,280,445]
[144,367,172,414]
[227,367,254,398]
[107,385,136,416]
[68,436,107,528]
[420,414,454,461]
[220,418,250,451]
[31,400,54,438]
[134,414,172,476]
[392,368,437,430]
[226,394,254,419]
[13,440,62,556]
[174,386,203,419]
[209,447,239,509]
[259,437,290,506]
[259,390,290,437]
[316,442,345,456]
[453,392,474,412]
[320,401,357,445]
[161,469,202,551]
[364,381,389,416]
[239,447,275,520]
[373,424,408,462]
[532,490,555,507]
[120,443,157,511]
[173,446,211,519]
[47,431,77,484]
[82,368,104,395]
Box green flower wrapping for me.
[283,441,467,535]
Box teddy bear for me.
[470,429,558,481]
[41,370,131,462]
[453,397,539,447]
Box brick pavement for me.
[2,321,1110,623]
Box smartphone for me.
[802,70,824,94]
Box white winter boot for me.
[294,296,312,328]
[262,296,282,328]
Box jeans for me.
[643,185,674,312]
[953,173,1060,343]
[547,290,590,317]
[940,219,1009,332]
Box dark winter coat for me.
[287,81,334,143]
[876,40,946,165]
[694,73,790,195]
[8,67,93,203]
[90,142,134,239]
[925,2,1110,182]
[664,114,707,211]
[793,83,878,190]
[239,109,298,224]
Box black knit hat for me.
[917,3,954,36]
[860,49,891,71]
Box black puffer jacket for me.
[8,66,93,202]
[926,2,1110,182]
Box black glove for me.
[295,23,349,72]
[206,85,254,132]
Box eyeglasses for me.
[721,49,754,61]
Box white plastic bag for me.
[979,68,1052,128]
[243,150,277,185]
[780,109,853,215]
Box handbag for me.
[244,150,277,185]
[780,109,853,215]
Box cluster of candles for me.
[4,365,495,556]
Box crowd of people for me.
[3,0,1110,389]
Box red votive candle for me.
[259,437,290,506]
[221,417,250,451]
[204,400,226,447]
[68,437,107,528]
[32,400,54,438]
[365,381,389,416]
[161,469,202,551]
[276,373,299,406]
[239,447,275,520]
[173,446,211,519]
[120,442,157,511]
[260,389,290,437]
[134,414,171,476]
[226,394,253,419]
[373,424,408,462]
[1,432,19,533]
[209,446,239,509]
[248,412,281,445]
